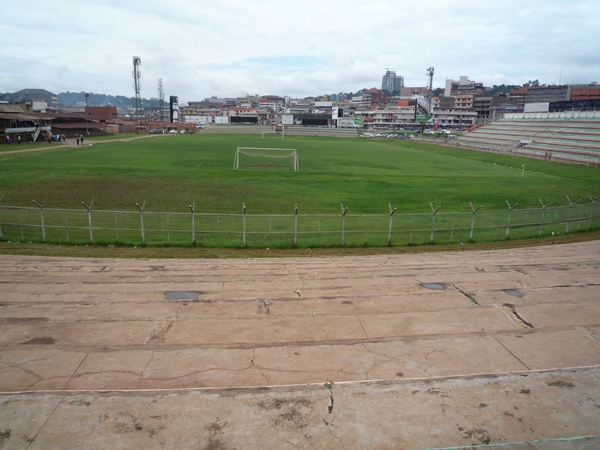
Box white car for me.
[169,129,177,134]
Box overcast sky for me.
[3,0,599,104]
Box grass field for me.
[1,133,599,215]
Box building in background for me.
[381,70,404,93]
[400,86,428,97]
[445,76,485,97]
[6,89,58,108]
[526,85,569,103]
[567,82,600,101]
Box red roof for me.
[50,123,103,129]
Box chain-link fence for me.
[0,199,598,248]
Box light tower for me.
[426,66,435,114]
[158,78,164,122]
[132,56,142,130]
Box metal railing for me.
[0,198,598,248]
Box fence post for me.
[469,202,482,241]
[505,200,518,238]
[388,203,397,246]
[242,203,247,247]
[565,196,581,234]
[189,202,196,244]
[33,199,46,242]
[64,210,70,242]
[538,199,553,236]
[341,204,349,247]
[429,202,441,243]
[82,199,94,242]
[294,204,298,247]
[19,209,24,241]
[589,195,599,231]
[136,202,146,246]
[0,195,3,239]
[114,212,119,241]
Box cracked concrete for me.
[1,241,600,448]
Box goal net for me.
[233,147,299,171]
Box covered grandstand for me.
[455,111,600,166]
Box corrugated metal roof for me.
[0,105,25,114]
[49,122,102,129]
[0,113,47,120]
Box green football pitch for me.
[1,133,598,214]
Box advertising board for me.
[337,118,363,128]
[169,96,179,122]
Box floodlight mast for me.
[132,56,142,131]
[84,93,89,136]
[426,66,434,114]
[158,78,164,121]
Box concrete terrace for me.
[456,117,600,166]
[1,241,600,448]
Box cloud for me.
[1,0,599,103]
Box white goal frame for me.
[233,147,299,171]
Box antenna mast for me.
[132,56,142,130]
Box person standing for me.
[17,135,21,144]
[81,135,84,145]
[76,134,80,145]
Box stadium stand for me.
[456,113,600,166]
[201,124,358,138]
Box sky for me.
[2,0,600,104]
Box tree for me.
[485,84,519,96]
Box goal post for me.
[233,147,299,171]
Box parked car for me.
[169,129,177,134]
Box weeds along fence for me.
[0,199,598,248]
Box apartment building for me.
[526,85,569,103]
[445,76,485,97]
[355,107,416,129]
[400,87,428,97]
